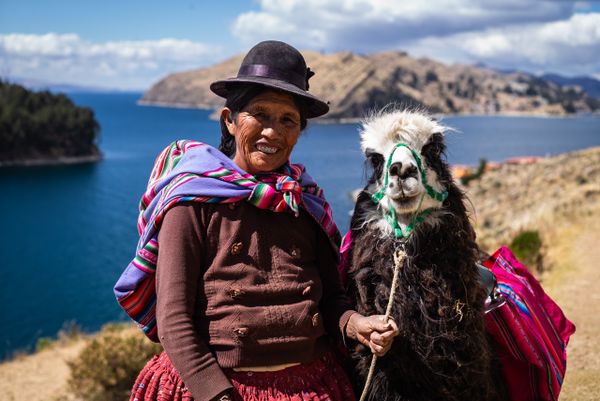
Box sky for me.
[1,0,599,90]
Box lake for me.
[1,92,599,360]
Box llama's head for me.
[360,109,454,229]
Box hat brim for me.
[210,76,329,119]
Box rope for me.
[358,247,406,401]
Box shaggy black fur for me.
[347,134,507,401]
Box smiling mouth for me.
[256,144,279,154]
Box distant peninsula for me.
[0,81,101,167]
[140,50,600,120]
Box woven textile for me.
[130,351,356,401]
[114,140,339,341]
[483,246,575,401]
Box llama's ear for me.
[365,148,377,158]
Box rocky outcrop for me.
[140,51,600,119]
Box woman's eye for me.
[283,117,299,127]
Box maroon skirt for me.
[130,351,357,401]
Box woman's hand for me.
[345,313,400,357]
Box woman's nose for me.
[261,123,283,138]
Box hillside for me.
[140,50,600,119]
[0,147,598,400]
[0,81,101,167]
[464,146,600,253]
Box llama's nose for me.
[389,162,402,177]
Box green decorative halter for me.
[371,143,448,238]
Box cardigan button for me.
[302,285,312,296]
[312,313,321,327]
[290,246,301,258]
[231,242,243,255]
[230,287,243,299]
[233,327,249,337]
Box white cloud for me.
[232,0,573,51]
[0,33,223,90]
[405,13,600,76]
[231,0,599,76]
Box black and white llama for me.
[345,110,507,401]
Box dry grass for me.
[464,147,600,400]
[0,323,144,401]
[0,340,86,401]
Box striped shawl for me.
[114,140,339,341]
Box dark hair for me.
[218,84,308,157]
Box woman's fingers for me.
[369,341,384,355]
[386,317,399,335]
[348,313,400,356]
[369,341,393,357]
[370,330,395,347]
[368,315,391,332]
[366,316,400,356]
[368,316,399,334]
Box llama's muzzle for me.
[387,161,421,200]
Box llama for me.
[345,109,507,401]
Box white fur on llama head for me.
[359,109,450,219]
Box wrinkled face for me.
[224,90,302,174]
[361,110,449,216]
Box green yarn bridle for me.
[370,143,448,238]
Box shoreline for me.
[0,153,103,168]
[136,99,600,124]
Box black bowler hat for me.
[210,40,329,118]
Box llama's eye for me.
[366,151,384,169]
[365,150,385,184]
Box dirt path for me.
[0,341,85,401]
[542,222,600,401]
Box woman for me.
[115,40,398,401]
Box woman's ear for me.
[221,107,236,136]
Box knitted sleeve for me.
[315,226,356,344]
[156,204,233,401]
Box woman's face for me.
[224,90,302,174]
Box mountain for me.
[5,77,130,94]
[140,51,600,119]
[541,74,600,99]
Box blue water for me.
[1,92,599,360]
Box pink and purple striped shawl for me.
[483,246,575,401]
[114,140,340,341]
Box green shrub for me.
[67,328,162,401]
[35,337,54,352]
[510,230,544,273]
